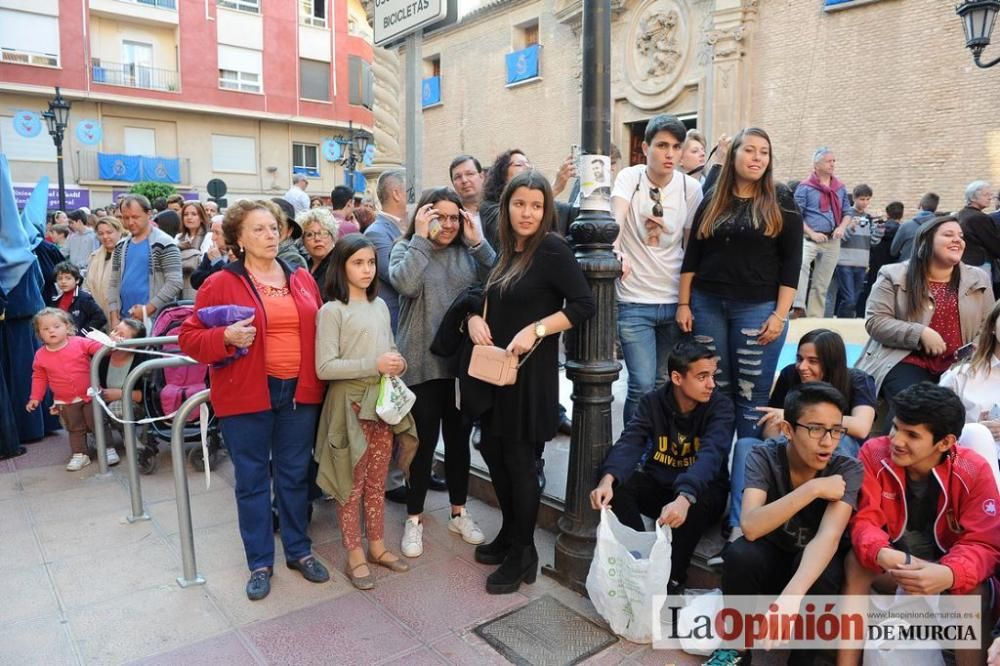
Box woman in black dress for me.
[466,170,595,594]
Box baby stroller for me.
[136,302,224,475]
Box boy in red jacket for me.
[843,382,1000,666]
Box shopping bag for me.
[585,507,672,643]
[375,375,416,425]
[863,592,945,666]
[677,589,723,655]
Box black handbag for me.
[430,285,483,359]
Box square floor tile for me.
[35,508,157,563]
[132,630,259,666]
[147,487,238,535]
[0,615,78,665]
[243,592,419,665]
[0,563,60,624]
[26,479,131,524]
[369,556,527,642]
[68,585,230,664]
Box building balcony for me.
[89,0,179,26]
[91,59,179,92]
[77,150,191,186]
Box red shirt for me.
[57,290,74,312]
[30,336,104,403]
[902,281,962,375]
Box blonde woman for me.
[297,208,339,286]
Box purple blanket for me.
[197,305,255,368]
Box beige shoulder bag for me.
[467,299,541,386]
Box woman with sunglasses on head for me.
[677,127,803,439]
[464,170,594,595]
[857,215,993,427]
[389,188,496,560]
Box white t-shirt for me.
[940,356,1000,427]
[612,165,703,304]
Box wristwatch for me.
[533,321,547,339]
[678,491,697,505]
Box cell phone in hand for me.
[956,342,975,362]
[428,212,442,240]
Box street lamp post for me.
[956,0,1000,68]
[340,121,371,192]
[542,0,621,595]
[42,87,71,212]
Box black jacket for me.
[599,387,735,501]
[959,205,1000,267]
[191,254,227,291]
[52,287,107,333]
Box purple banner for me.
[13,184,90,211]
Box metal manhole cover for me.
[474,594,618,666]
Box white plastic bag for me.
[863,592,945,666]
[375,375,416,425]
[677,589,723,655]
[586,507,672,643]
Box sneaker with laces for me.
[401,518,423,557]
[66,454,91,472]
[703,649,749,665]
[448,509,485,545]
[106,448,120,466]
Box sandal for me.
[368,549,410,573]
[346,562,375,590]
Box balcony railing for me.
[1,47,59,67]
[77,150,191,185]
[91,60,179,92]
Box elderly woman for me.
[179,199,329,602]
[177,201,211,299]
[298,208,339,286]
[84,216,124,323]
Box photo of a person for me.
[582,155,612,199]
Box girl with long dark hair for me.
[857,215,993,421]
[464,170,594,594]
[677,127,803,438]
[388,188,495,559]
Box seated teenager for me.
[704,382,863,666]
[590,341,735,592]
[841,382,1000,666]
[940,299,1000,486]
[715,330,875,564]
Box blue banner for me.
[141,156,181,183]
[353,171,367,194]
[322,138,342,162]
[98,153,141,182]
[75,120,102,146]
[12,111,42,138]
[422,76,441,108]
[506,44,540,85]
[363,144,376,167]
[293,165,320,178]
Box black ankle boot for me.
[474,532,511,565]
[485,545,538,595]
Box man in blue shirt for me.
[792,147,852,318]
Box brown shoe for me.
[346,562,375,590]
[368,549,410,573]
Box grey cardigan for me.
[389,235,495,386]
[107,226,183,315]
[857,261,993,393]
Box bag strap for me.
[515,337,543,368]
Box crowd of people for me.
[17,112,1000,664]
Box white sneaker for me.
[66,454,91,472]
[448,508,485,545]
[401,518,424,558]
[106,448,120,466]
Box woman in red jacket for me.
[179,200,329,602]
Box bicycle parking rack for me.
[171,389,211,588]
[120,353,199,523]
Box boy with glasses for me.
[705,382,862,666]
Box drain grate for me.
[474,594,618,666]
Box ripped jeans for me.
[690,289,787,439]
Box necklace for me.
[248,269,289,297]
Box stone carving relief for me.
[623,0,692,110]
[704,25,747,59]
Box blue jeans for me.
[690,290,787,439]
[834,266,866,319]
[617,302,680,426]
[728,434,861,528]
[219,377,319,571]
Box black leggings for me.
[480,425,541,548]
[407,378,471,515]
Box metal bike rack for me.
[89,336,180,476]
[120,353,199,523]
[171,388,211,588]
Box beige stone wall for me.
[748,0,1000,213]
[406,0,583,191]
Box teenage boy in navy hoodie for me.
[590,341,735,591]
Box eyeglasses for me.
[793,422,848,441]
[649,187,663,217]
[303,231,331,240]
